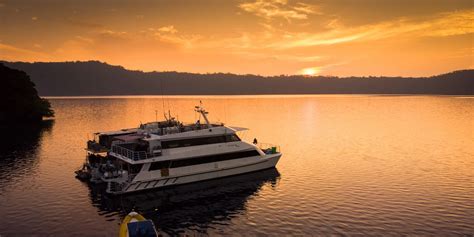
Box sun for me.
[301,67,320,76]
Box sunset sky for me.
[0,0,472,76]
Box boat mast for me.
[195,102,212,128]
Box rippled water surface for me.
[0,95,473,236]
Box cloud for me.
[271,32,367,48]
[268,9,474,49]
[46,26,201,63]
[239,0,319,21]
[0,42,50,61]
[158,25,178,34]
[97,30,128,40]
[0,43,39,54]
[3,4,470,76]
[146,26,201,48]
[293,3,318,14]
[99,30,127,36]
[31,16,38,21]
[74,36,94,44]
[231,51,322,62]
[422,10,474,37]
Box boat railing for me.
[258,143,281,154]
[107,181,124,193]
[146,123,225,136]
[111,144,148,161]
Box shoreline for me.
[43,94,474,99]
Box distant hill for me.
[2,61,473,96]
[0,63,54,123]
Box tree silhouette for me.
[0,63,54,123]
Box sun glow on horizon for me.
[300,67,320,76]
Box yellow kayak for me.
[119,211,158,237]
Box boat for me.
[78,103,282,194]
[119,212,158,237]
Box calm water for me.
[0,95,473,236]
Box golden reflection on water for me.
[1,95,473,235]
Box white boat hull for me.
[107,153,281,194]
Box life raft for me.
[119,211,158,237]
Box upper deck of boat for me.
[89,105,250,156]
[96,120,247,141]
[141,121,248,141]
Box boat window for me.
[169,150,260,168]
[161,134,240,149]
[149,160,171,171]
[116,142,148,151]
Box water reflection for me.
[87,168,280,235]
[0,120,54,191]
[1,96,472,235]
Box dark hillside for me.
[3,61,473,96]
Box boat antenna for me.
[155,110,158,122]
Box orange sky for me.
[0,0,472,76]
